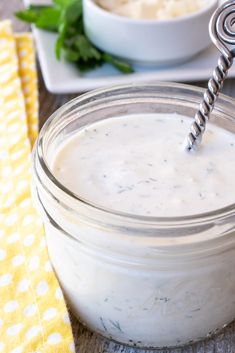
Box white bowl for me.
[83,0,218,65]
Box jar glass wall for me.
[32,83,235,349]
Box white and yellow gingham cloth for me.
[0,20,75,353]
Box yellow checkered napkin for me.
[0,20,75,353]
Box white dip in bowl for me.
[83,0,218,64]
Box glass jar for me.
[32,83,235,349]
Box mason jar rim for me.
[34,82,235,227]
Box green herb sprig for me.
[16,0,133,73]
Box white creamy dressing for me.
[37,113,235,348]
[52,114,235,217]
[96,0,211,20]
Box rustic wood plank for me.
[0,0,29,32]
[1,2,235,352]
[70,314,235,353]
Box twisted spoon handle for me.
[185,1,235,151]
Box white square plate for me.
[25,0,235,93]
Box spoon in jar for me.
[185,0,235,151]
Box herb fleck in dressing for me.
[52,113,235,217]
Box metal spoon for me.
[185,0,235,151]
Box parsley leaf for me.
[103,53,133,73]
[53,0,74,7]
[15,0,133,74]
[63,1,82,24]
[35,8,61,31]
[16,5,49,24]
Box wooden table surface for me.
[2,1,235,352]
